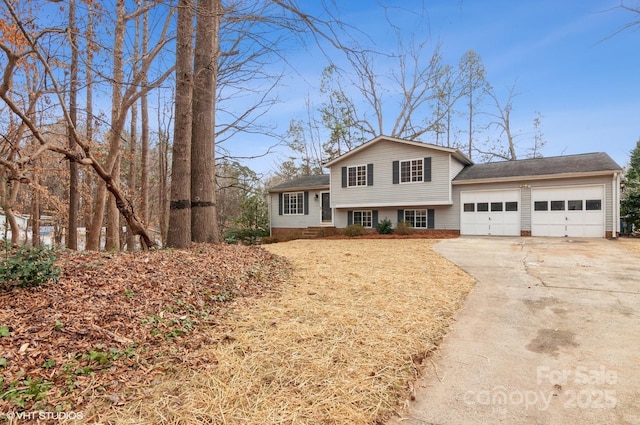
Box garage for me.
[531,185,605,237]
[460,189,520,236]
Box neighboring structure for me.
[268,136,623,239]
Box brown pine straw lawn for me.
[619,237,640,256]
[103,239,475,424]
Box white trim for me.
[399,157,424,184]
[324,135,472,167]
[347,164,368,188]
[452,170,621,185]
[352,210,373,228]
[282,191,304,215]
[404,209,428,228]
[448,153,453,204]
[335,200,453,208]
[270,186,329,193]
[320,191,334,226]
[613,173,620,236]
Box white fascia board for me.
[333,200,453,209]
[451,171,620,186]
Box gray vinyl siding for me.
[269,192,322,228]
[330,140,461,208]
[450,156,466,180]
[334,205,455,229]
[452,175,617,233]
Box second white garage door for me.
[531,185,605,237]
[460,189,520,236]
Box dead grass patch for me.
[94,239,475,424]
[619,237,640,256]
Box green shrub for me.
[375,218,393,234]
[343,223,365,237]
[0,244,61,289]
[395,221,415,235]
[224,228,269,245]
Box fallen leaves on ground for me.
[0,244,289,418]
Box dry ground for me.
[0,244,287,421]
[90,239,475,424]
[619,236,640,256]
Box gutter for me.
[452,170,624,185]
[268,185,330,193]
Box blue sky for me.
[241,0,640,176]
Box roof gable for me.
[323,135,472,168]
[453,153,622,182]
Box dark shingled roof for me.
[268,174,330,192]
[453,152,622,182]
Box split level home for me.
[268,135,623,240]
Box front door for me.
[321,192,332,223]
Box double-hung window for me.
[404,209,427,228]
[347,165,368,187]
[283,192,304,215]
[353,210,372,228]
[400,159,423,183]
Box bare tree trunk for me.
[83,5,95,248]
[140,1,150,226]
[191,0,220,243]
[68,0,79,250]
[127,8,140,252]
[159,133,169,245]
[167,0,194,248]
[105,152,121,250]
[0,176,20,245]
[89,0,126,251]
[31,178,40,247]
[127,117,137,251]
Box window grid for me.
[405,209,427,228]
[353,210,372,228]
[348,165,367,187]
[400,159,423,183]
[283,192,304,215]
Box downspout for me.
[612,173,619,239]
[269,191,273,237]
[448,154,453,204]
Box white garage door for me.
[531,186,604,237]
[460,189,521,236]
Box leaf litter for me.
[0,243,288,420]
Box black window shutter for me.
[304,191,309,215]
[424,157,432,182]
[397,209,404,224]
[392,161,399,184]
[278,193,283,215]
[428,209,435,229]
[347,210,353,226]
[372,210,378,226]
[367,163,374,186]
[342,167,347,188]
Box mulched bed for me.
[0,244,289,418]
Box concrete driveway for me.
[390,237,640,425]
